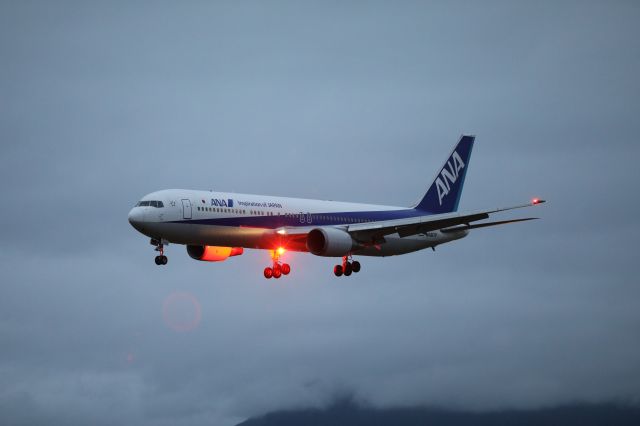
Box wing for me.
[349,199,546,244]
[273,199,545,249]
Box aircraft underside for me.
[137,221,468,278]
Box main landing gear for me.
[151,238,168,266]
[334,255,361,277]
[264,250,291,279]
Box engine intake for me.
[187,245,243,262]
[306,228,355,257]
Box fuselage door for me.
[181,199,192,219]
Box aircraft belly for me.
[147,223,467,255]
[152,223,268,248]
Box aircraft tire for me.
[281,263,291,275]
[344,262,352,276]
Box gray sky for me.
[1,1,639,425]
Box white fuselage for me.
[128,189,468,257]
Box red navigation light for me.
[532,198,546,205]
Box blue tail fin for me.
[413,135,475,214]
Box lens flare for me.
[162,292,202,332]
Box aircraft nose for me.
[128,208,145,229]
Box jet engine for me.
[306,228,357,257]
[186,245,244,262]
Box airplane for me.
[128,135,545,278]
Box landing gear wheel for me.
[152,239,168,266]
[343,262,352,276]
[264,267,273,279]
[281,263,291,275]
[334,265,343,277]
[264,247,291,279]
[351,260,360,273]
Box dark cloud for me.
[1,1,639,425]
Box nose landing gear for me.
[334,255,361,277]
[151,239,168,265]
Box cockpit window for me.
[136,200,164,208]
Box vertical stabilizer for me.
[413,135,475,214]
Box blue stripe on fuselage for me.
[167,208,425,229]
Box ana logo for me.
[435,150,465,205]
[211,198,234,207]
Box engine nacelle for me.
[186,245,243,262]
[306,228,356,257]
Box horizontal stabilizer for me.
[440,217,538,233]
